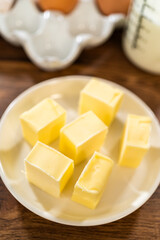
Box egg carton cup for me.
[0,0,125,71]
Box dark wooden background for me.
[0,30,160,240]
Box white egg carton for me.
[0,0,125,71]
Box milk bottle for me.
[123,0,160,74]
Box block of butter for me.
[59,111,108,165]
[72,152,113,209]
[79,79,124,125]
[119,115,151,168]
[25,141,74,197]
[20,98,66,146]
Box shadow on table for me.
[17,200,140,240]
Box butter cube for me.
[79,79,124,125]
[25,141,74,197]
[20,98,66,146]
[119,115,151,168]
[72,152,113,209]
[59,111,108,165]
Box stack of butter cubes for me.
[20,79,151,209]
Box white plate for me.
[0,76,160,226]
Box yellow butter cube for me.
[59,111,108,165]
[79,79,124,125]
[25,141,74,197]
[72,152,113,209]
[119,115,151,168]
[20,98,66,146]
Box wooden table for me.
[0,30,160,240]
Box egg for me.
[96,0,131,15]
[38,0,78,14]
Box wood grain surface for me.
[0,30,160,240]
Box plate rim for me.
[0,75,160,226]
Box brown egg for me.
[38,0,78,14]
[96,0,131,15]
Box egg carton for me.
[0,0,125,71]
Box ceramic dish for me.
[0,0,125,70]
[0,76,160,226]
